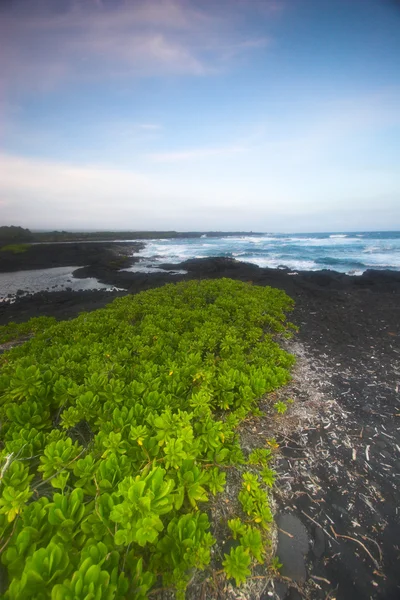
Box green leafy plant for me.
[0,278,295,597]
[248,448,272,466]
[260,467,277,488]
[174,459,209,509]
[111,467,175,547]
[227,518,246,539]
[156,512,215,596]
[238,473,273,528]
[52,542,129,600]
[223,545,252,586]
[240,525,264,563]
[269,555,283,574]
[6,542,71,599]
[273,401,288,414]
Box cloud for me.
[147,144,246,162]
[0,0,270,95]
[136,123,162,131]
[0,152,212,229]
[1,146,399,232]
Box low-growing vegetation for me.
[0,279,295,598]
[0,244,31,254]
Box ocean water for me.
[0,266,120,301]
[1,232,399,300]
[128,231,400,275]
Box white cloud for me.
[147,144,246,162]
[0,152,224,229]
[137,123,162,131]
[0,0,270,93]
[1,149,399,232]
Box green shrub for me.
[0,244,30,254]
[0,316,57,344]
[0,279,294,597]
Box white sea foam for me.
[365,255,400,268]
[248,257,318,271]
[3,233,399,300]
[127,232,400,275]
[363,246,380,253]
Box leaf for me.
[223,546,251,586]
[240,526,264,563]
[228,518,246,540]
[260,467,276,488]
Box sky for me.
[0,0,400,232]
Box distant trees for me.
[0,226,34,245]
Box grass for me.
[0,244,31,254]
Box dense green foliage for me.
[0,279,294,598]
[0,317,57,345]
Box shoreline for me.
[1,256,400,325]
[0,241,144,273]
[0,253,399,598]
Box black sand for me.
[0,249,399,599]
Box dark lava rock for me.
[312,527,326,558]
[261,581,289,600]
[286,589,302,600]
[276,513,309,583]
[0,241,143,273]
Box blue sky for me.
[0,0,399,231]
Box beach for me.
[1,248,399,599]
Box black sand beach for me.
[1,246,399,599]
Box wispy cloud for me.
[0,152,167,228]
[1,149,399,231]
[148,144,246,162]
[0,0,271,95]
[137,123,162,131]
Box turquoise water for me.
[129,231,400,275]
[1,232,399,299]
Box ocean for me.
[1,231,399,300]
[0,267,120,300]
[128,231,400,275]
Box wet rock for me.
[332,503,349,516]
[286,589,302,600]
[276,513,309,583]
[261,581,288,600]
[275,581,289,599]
[312,527,325,558]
